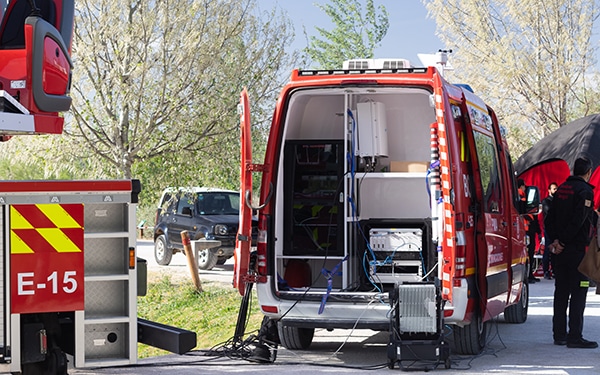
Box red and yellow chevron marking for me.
[10,204,84,254]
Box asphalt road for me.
[67,240,600,374]
[0,239,590,374]
[136,239,237,287]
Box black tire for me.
[504,277,529,323]
[21,347,67,375]
[48,347,68,375]
[451,309,486,355]
[277,324,314,350]
[21,362,44,375]
[197,249,218,270]
[154,234,173,266]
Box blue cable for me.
[318,255,348,314]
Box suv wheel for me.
[154,235,173,265]
[197,249,218,270]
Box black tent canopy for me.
[515,113,600,204]
[514,114,600,175]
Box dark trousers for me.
[542,231,552,275]
[552,249,588,342]
[527,235,537,278]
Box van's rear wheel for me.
[504,278,529,323]
[277,324,314,350]
[451,310,486,355]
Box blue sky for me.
[256,0,444,67]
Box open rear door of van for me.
[461,91,511,319]
[234,88,253,295]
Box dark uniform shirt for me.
[545,176,595,250]
[542,195,554,217]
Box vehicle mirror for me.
[524,186,540,214]
[181,206,193,216]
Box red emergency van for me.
[235,57,539,356]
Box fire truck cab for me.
[235,56,540,359]
[0,0,73,139]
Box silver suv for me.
[153,187,242,270]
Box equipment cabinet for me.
[283,140,345,257]
[0,180,140,372]
[75,201,138,367]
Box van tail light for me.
[256,215,268,277]
[261,305,278,314]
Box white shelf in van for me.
[356,172,428,178]
[353,172,431,219]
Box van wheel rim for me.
[521,282,528,308]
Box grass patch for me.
[137,276,263,358]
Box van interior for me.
[274,86,439,296]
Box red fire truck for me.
[234,55,540,366]
[0,1,195,373]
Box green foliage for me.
[568,69,600,119]
[0,136,83,180]
[424,0,600,158]
[68,0,294,180]
[137,276,262,357]
[0,0,296,218]
[303,0,389,69]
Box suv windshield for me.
[196,192,240,215]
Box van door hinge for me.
[242,274,267,283]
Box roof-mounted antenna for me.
[417,49,454,77]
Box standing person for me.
[545,157,598,348]
[542,182,558,280]
[519,179,541,283]
[528,213,542,282]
